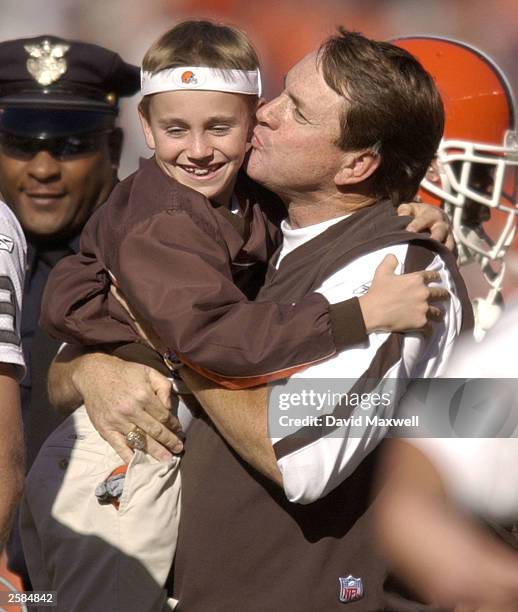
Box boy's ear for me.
[138,107,156,151]
[334,150,381,187]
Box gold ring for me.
[125,426,146,451]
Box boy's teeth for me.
[182,165,219,176]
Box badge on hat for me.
[24,39,70,86]
[339,575,364,604]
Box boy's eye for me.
[209,125,231,134]
[166,127,187,137]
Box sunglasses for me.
[0,131,111,160]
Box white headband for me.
[141,66,262,97]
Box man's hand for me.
[68,352,183,462]
[358,254,449,333]
[398,201,456,251]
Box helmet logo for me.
[24,39,70,86]
[181,70,197,85]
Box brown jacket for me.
[41,157,366,387]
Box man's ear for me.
[334,150,381,186]
[425,158,441,185]
[108,128,123,167]
[138,107,156,151]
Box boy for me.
[25,21,448,612]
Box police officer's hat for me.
[0,35,140,138]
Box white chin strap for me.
[141,66,262,97]
[473,293,504,342]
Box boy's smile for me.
[140,89,254,207]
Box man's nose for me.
[26,150,61,181]
[256,97,281,128]
[187,134,213,161]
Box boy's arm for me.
[112,212,444,385]
[42,203,445,387]
[40,205,142,347]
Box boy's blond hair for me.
[140,20,260,118]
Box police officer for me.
[0,34,139,588]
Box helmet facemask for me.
[423,131,518,339]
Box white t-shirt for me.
[0,200,26,380]
[270,214,463,504]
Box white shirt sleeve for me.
[0,201,26,381]
[269,244,463,504]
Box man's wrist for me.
[71,352,117,398]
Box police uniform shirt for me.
[0,199,26,379]
[21,233,79,467]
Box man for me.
[169,30,472,610]
[49,29,471,610]
[0,34,139,587]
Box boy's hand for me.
[359,254,449,333]
[398,201,456,251]
[72,353,184,462]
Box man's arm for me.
[180,368,281,484]
[0,364,24,551]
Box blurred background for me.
[4,0,517,176]
[1,0,517,295]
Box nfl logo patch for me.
[339,575,364,603]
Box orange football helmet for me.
[394,36,518,339]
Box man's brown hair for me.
[140,20,260,118]
[318,27,444,204]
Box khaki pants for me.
[20,405,180,612]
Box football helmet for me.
[394,36,518,340]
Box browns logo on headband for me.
[140,65,262,97]
[181,70,196,85]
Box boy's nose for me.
[187,135,213,161]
